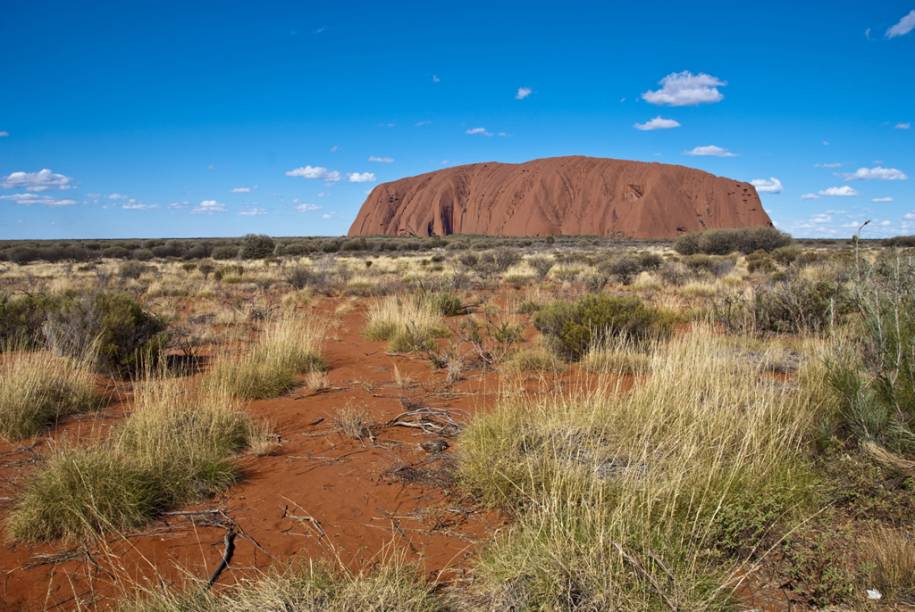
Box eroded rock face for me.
[348,156,772,239]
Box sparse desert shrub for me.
[772,244,802,266]
[0,292,60,348]
[239,234,276,259]
[364,295,448,352]
[207,313,325,399]
[42,292,168,375]
[752,275,847,335]
[598,255,642,285]
[335,404,373,441]
[8,376,251,542]
[527,256,555,280]
[674,227,792,256]
[684,254,736,277]
[118,261,149,280]
[746,250,776,274]
[211,245,238,260]
[0,350,100,440]
[429,292,464,316]
[533,294,673,361]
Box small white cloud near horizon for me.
[232,186,252,193]
[819,186,858,197]
[285,165,342,182]
[642,71,726,106]
[515,86,532,100]
[815,162,843,168]
[239,207,267,216]
[896,122,911,130]
[2,169,73,192]
[872,196,894,203]
[751,177,783,193]
[192,199,226,214]
[801,193,820,200]
[634,116,680,131]
[368,156,394,163]
[0,131,8,137]
[685,145,735,157]
[0,193,77,206]
[886,9,915,38]
[296,203,321,212]
[466,127,492,137]
[843,166,908,181]
[348,172,376,183]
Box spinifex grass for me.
[0,348,101,440]
[206,312,326,400]
[459,326,824,609]
[8,375,251,542]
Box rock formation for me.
[348,156,772,239]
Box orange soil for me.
[0,298,518,609]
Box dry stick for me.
[206,527,236,589]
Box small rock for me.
[420,439,449,453]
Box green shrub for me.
[0,293,59,348]
[211,245,238,260]
[43,292,168,375]
[429,292,464,316]
[752,276,848,335]
[533,294,673,361]
[675,227,792,255]
[239,234,276,259]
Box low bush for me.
[42,292,168,375]
[533,294,673,361]
[0,293,59,348]
[675,227,792,255]
[239,234,276,259]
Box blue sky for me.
[1,1,913,239]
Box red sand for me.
[348,156,772,239]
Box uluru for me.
[348,156,773,239]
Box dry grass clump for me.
[502,347,563,374]
[7,376,252,542]
[364,295,448,352]
[0,349,100,440]
[861,527,915,602]
[120,559,438,612]
[335,403,373,441]
[459,326,823,608]
[206,313,326,399]
[581,344,651,375]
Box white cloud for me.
[168,201,189,209]
[295,203,321,212]
[232,186,252,193]
[0,193,77,206]
[843,166,908,181]
[801,193,820,200]
[872,196,894,203]
[466,127,492,137]
[751,177,783,193]
[239,207,267,216]
[368,156,394,163]
[896,122,911,130]
[685,145,735,157]
[634,116,680,131]
[2,169,73,192]
[348,172,376,183]
[886,9,915,38]
[107,193,128,200]
[192,199,226,214]
[321,212,334,219]
[818,186,858,197]
[642,71,725,106]
[815,162,843,168]
[515,86,532,100]
[285,165,341,182]
[415,120,432,127]
[432,74,440,83]
[122,198,157,210]
[0,131,8,137]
